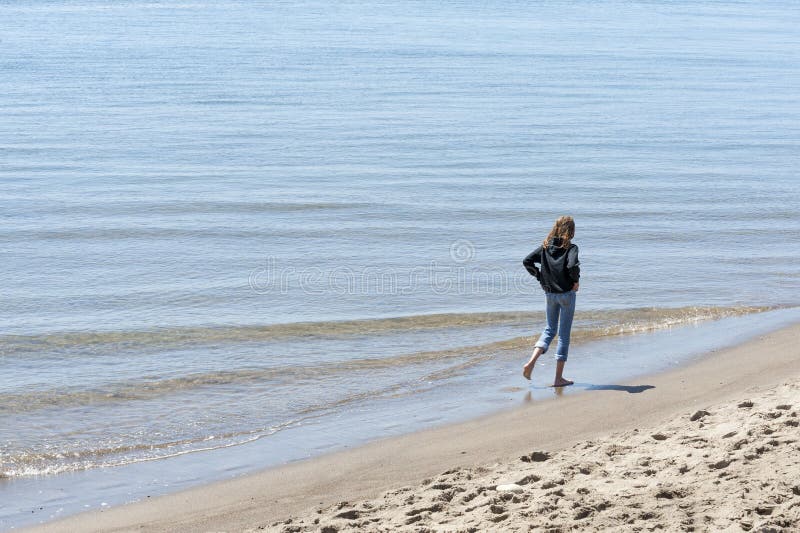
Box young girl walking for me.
[522,216,581,387]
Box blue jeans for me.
[534,290,576,362]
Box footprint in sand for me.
[461,492,478,503]
[516,474,541,485]
[489,504,506,514]
[406,503,442,517]
[709,456,733,469]
[520,451,551,462]
[334,509,360,520]
[436,490,456,502]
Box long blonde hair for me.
[543,216,575,248]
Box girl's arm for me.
[567,245,581,288]
[523,246,543,279]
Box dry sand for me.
[267,380,800,532]
[24,324,800,533]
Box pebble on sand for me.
[496,483,524,493]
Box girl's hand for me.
[572,282,580,292]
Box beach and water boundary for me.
[14,314,800,532]
[0,305,782,483]
[5,307,800,531]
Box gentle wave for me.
[0,304,778,479]
[0,419,302,479]
[0,377,447,478]
[1,225,362,241]
[0,311,538,356]
[1,364,473,479]
[0,305,773,357]
[0,225,436,241]
[55,200,373,216]
[0,306,775,414]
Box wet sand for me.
[23,323,800,532]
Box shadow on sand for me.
[526,384,655,396]
[576,383,655,394]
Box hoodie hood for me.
[547,237,569,255]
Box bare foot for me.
[553,378,574,387]
[522,362,535,380]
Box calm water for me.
[2,0,800,528]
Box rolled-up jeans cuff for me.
[534,341,549,353]
[555,353,568,362]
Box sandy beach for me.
[268,370,800,532]
[21,322,800,533]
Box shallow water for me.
[2,0,800,529]
[0,305,768,480]
[4,308,800,530]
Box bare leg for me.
[553,360,573,387]
[522,347,544,380]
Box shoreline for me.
[21,321,800,532]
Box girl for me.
[522,216,580,387]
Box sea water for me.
[1,0,800,529]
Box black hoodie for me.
[523,238,580,293]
